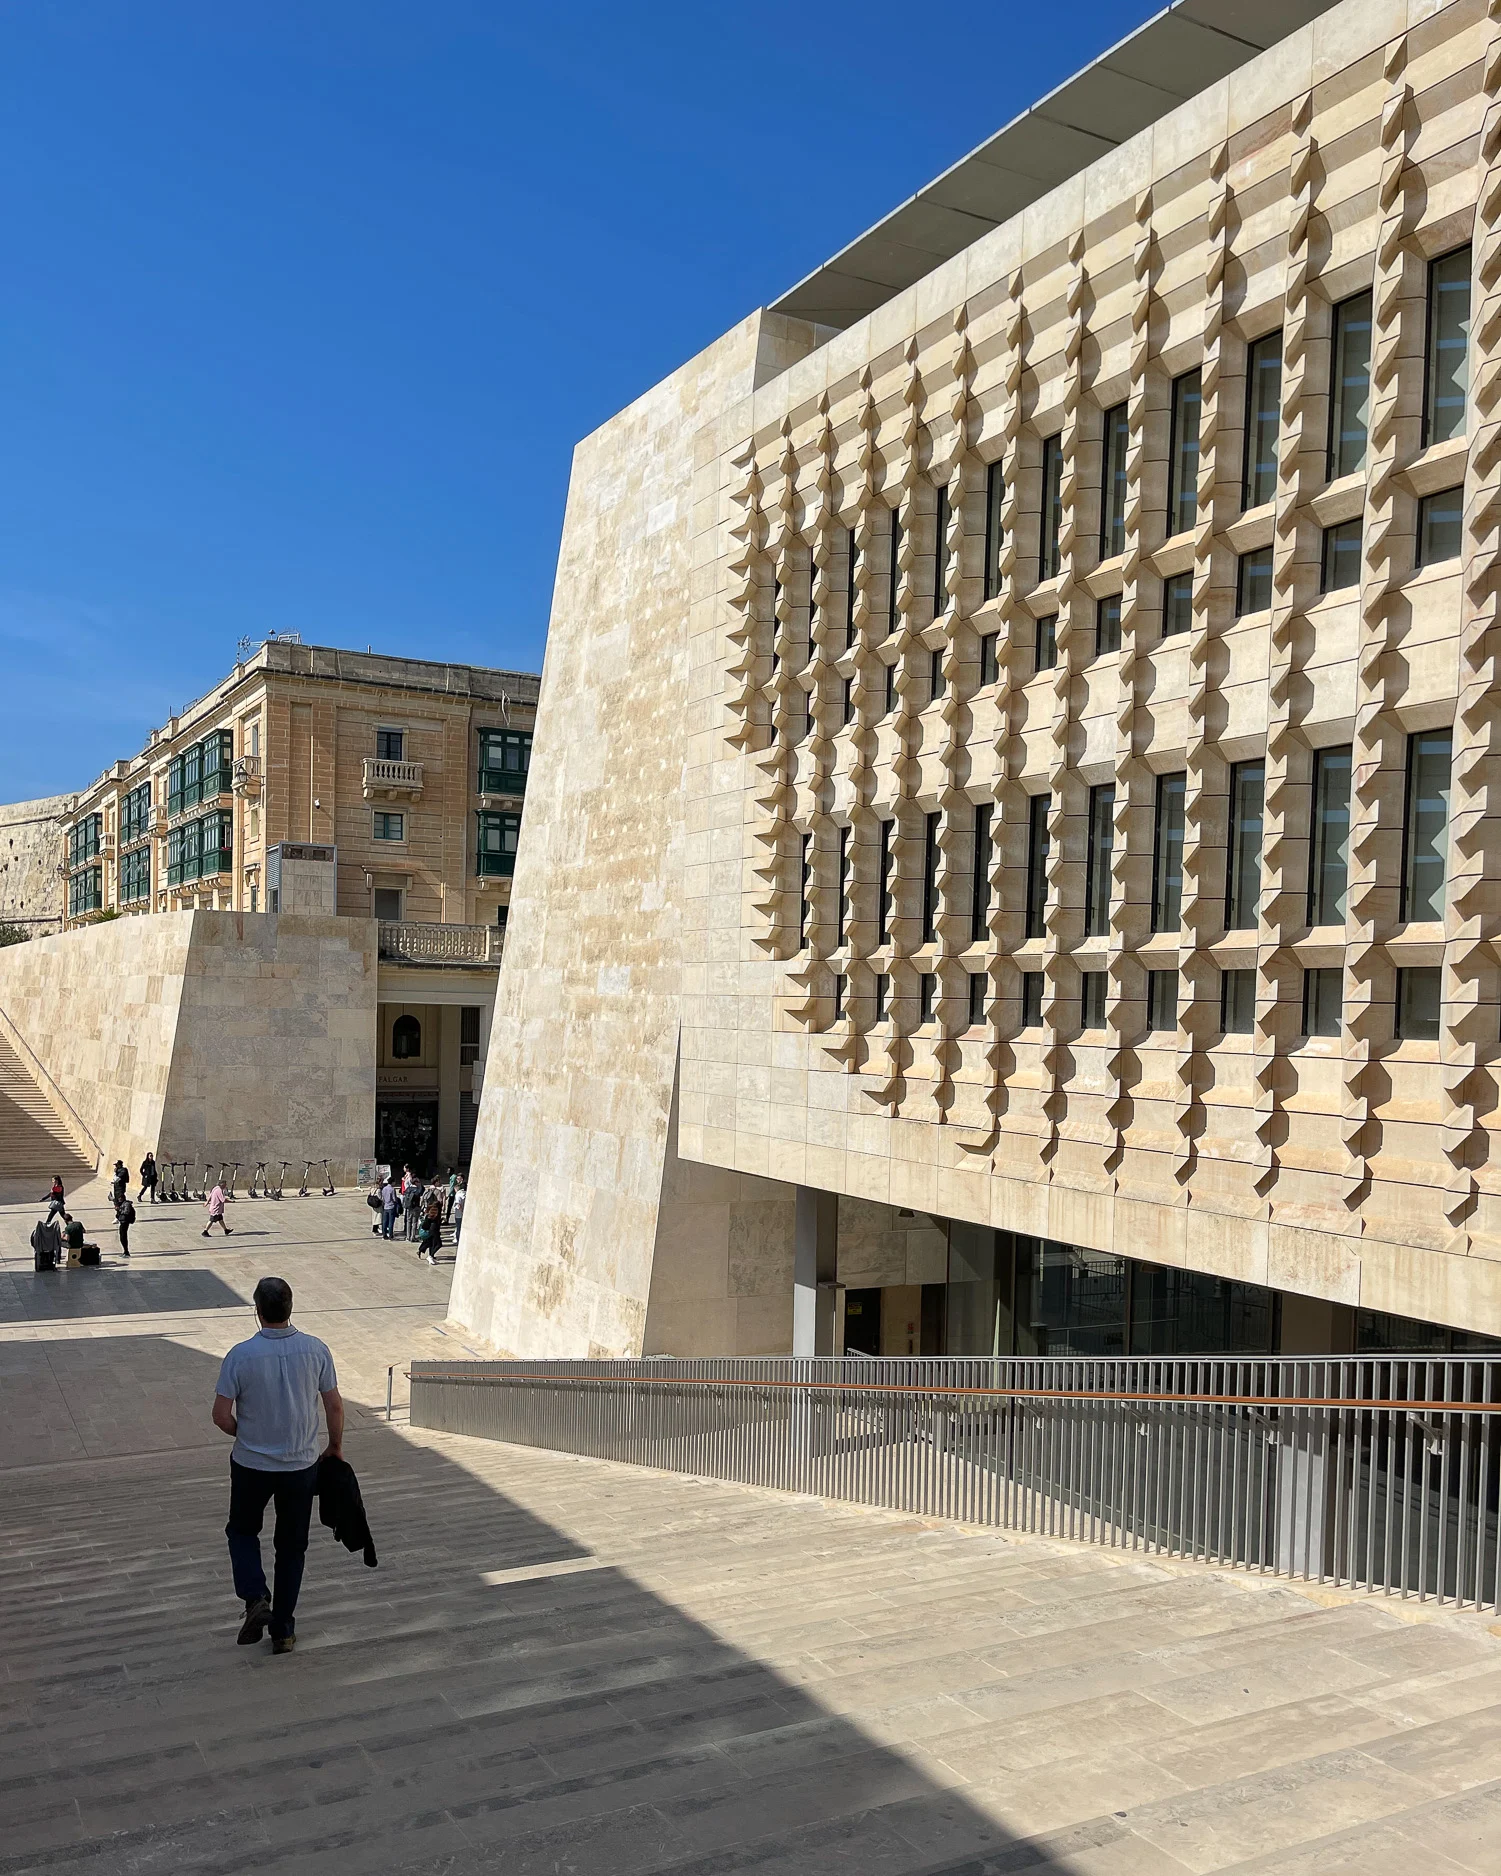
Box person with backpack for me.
[116,1194,136,1258]
[109,1160,129,1208]
[401,1169,424,1242]
[139,1152,159,1204]
[417,1185,444,1265]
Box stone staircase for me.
[0,1029,96,1184]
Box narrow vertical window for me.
[1243,331,1283,510]
[874,972,888,1021]
[884,658,896,716]
[1080,971,1107,1031]
[1146,970,1179,1033]
[979,632,999,687]
[1034,613,1058,674]
[1426,246,1472,446]
[929,646,945,702]
[971,803,992,943]
[1329,290,1372,478]
[1161,571,1193,638]
[968,971,987,1027]
[888,504,903,632]
[922,811,941,944]
[983,460,1006,600]
[1100,402,1129,558]
[933,483,950,617]
[1220,968,1255,1035]
[836,825,850,947]
[845,524,858,650]
[1396,966,1442,1041]
[1152,772,1186,933]
[1302,967,1343,1038]
[1040,433,1063,580]
[1226,760,1265,931]
[770,580,780,673]
[1320,520,1361,593]
[1095,595,1121,657]
[799,833,811,950]
[1417,488,1464,566]
[1237,547,1273,616]
[1020,971,1044,1029]
[919,972,937,1024]
[878,819,893,945]
[832,973,845,1022]
[1402,729,1452,922]
[842,676,854,726]
[1085,784,1115,938]
[1025,793,1050,940]
[1308,745,1352,926]
[1168,368,1202,536]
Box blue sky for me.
[0,0,1149,801]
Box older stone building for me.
[0,794,74,937]
[454,0,1501,1361]
[58,640,539,1173]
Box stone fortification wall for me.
[449,312,814,1359]
[0,795,73,935]
[0,913,377,1182]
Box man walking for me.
[203,1180,233,1237]
[212,1276,342,1654]
[116,1193,135,1258]
[378,1174,398,1240]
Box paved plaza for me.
[2,1182,1501,1873]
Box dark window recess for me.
[1146,970,1178,1034]
[1020,971,1044,1029]
[919,972,937,1024]
[1168,369,1202,537]
[460,1005,481,1066]
[933,483,950,616]
[878,820,893,945]
[1025,794,1051,940]
[837,825,850,948]
[874,972,888,1021]
[984,461,1006,600]
[845,525,858,649]
[1220,968,1255,1035]
[1302,967,1343,1038]
[832,974,845,1022]
[1226,760,1265,932]
[971,803,992,943]
[922,811,941,944]
[1152,772,1186,933]
[1425,245,1472,447]
[1095,594,1121,657]
[884,659,897,715]
[392,1014,422,1060]
[1243,330,1283,510]
[1417,488,1464,566]
[1040,433,1063,580]
[799,833,811,950]
[888,504,903,631]
[842,676,855,726]
[1396,966,1442,1041]
[1237,547,1274,616]
[1081,971,1107,1031]
[1403,729,1452,922]
[1309,745,1352,926]
[120,783,152,845]
[1163,570,1193,637]
[979,632,1000,687]
[376,728,405,762]
[1100,402,1129,557]
[929,646,946,702]
[1034,613,1058,674]
[968,972,987,1027]
[1321,519,1362,593]
[1085,784,1115,938]
[1329,290,1372,478]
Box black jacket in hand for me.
[316,1454,378,1567]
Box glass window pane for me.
[979,632,999,686]
[1302,967,1343,1037]
[1081,971,1107,1031]
[1130,1265,1277,1357]
[1163,571,1193,637]
[1012,1235,1127,1359]
[919,972,937,1024]
[845,525,857,649]
[1396,966,1442,1041]
[968,972,987,1027]
[884,658,896,715]
[1309,745,1351,926]
[874,972,888,1021]
[1100,403,1129,557]
[1243,331,1282,509]
[922,811,941,943]
[1220,968,1255,1034]
[1237,547,1273,616]
[1403,729,1452,921]
[1040,434,1063,579]
[878,820,893,944]
[984,461,1006,600]
[1426,246,1472,445]
[1085,785,1115,938]
[1226,760,1264,931]
[934,483,950,616]
[1152,772,1185,932]
[1025,795,1050,939]
[929,646,945,701]
[1020,972,1044,1029]
[1168,369,1201,536]
[1035,613,1058,673]
[888,504,903,631]
[971,803,992,942]
[837,826,850,946]
[1329,291,1372,478]
[1095,594,1121,656]
[1418,488,1464,566]
[1146,970,1178,1033]
[1321,519,1361,592]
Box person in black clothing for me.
[109,1161,129,1208]
[139,1152,158,1204]
[116,1196,136,1258]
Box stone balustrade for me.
[378,920,502,966]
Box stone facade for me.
[0,794,74,936]
[455,0,1501,1353]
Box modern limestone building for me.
[56,639,539,1173]
[451,0,1501,1363]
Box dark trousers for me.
[226,1459,318,1640]
[118,1222,130,1256]
[381,1205,398,1239]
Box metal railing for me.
[409,1355,1501,1612]
[378,920,502,965]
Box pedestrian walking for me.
[378,1176,398,1240]
[203,1181,233,1236]
[443,1168,457,1222]
[212,1275,343,1654]
[42,1176,67,1226]
[109,1160,129,1208]
[401,1169,424,1242]
[417,1186,444,1264]
[451,1176,466,1245]
[116,1195,135,1258]
[139,1151,158,1204]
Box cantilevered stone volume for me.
[453,0,1501,1361]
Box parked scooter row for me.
[154,1158,336,1201]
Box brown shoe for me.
[271,1633,296,1655]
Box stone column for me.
[437,1004,461,1169]
[791,1186,838,1356]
